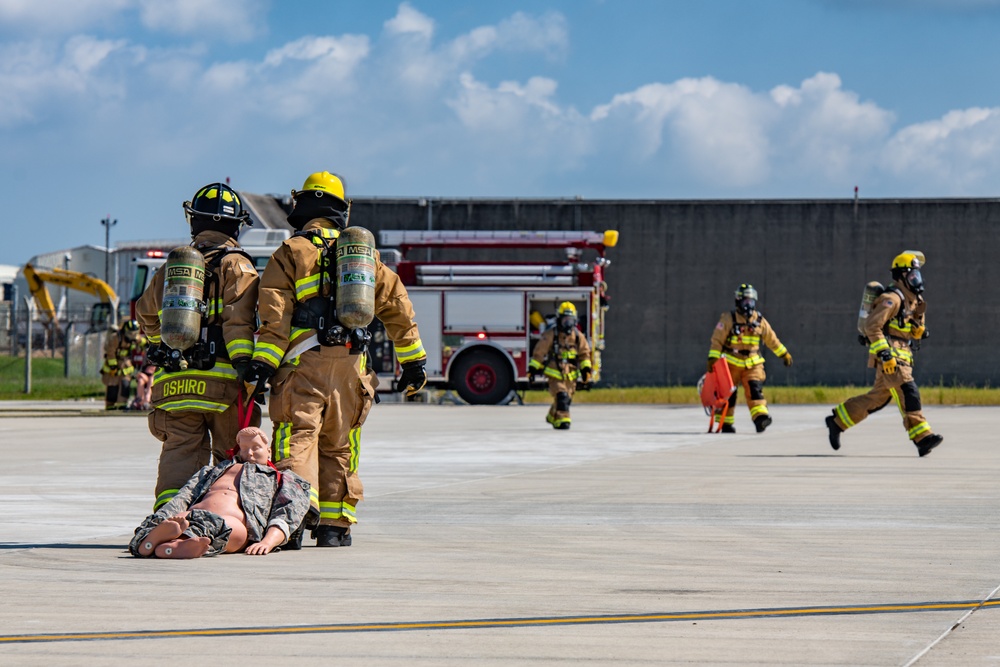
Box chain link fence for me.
[2,301,112,379]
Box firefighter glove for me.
[243,360,275,387]
[911,324,926,339]
[877,349,897,375]
[581,366,592,383]
[782,352,793,367]
[232,359,249,383]
[706,358,715,374]
[398,360,427,396]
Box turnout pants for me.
[832,364,932,443]
[714,363,767,426]
[268,346,377,529]
[148,402,261,510]
[546,377,576,427]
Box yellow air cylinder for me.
[857,281,884,336]
[335,226,376,329]
[160,246,205,352]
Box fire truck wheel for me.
[451,349,514,405]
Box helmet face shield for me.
[734,284,758,317]
[903,268,924,294]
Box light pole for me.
[100,217,117,288]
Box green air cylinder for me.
[857,281,885,336]
[335,226,376,329]
[160,246,205,352]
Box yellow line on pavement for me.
[2,599,997,644]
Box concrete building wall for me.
[348,197,997,387]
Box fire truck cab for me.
[375,229,619,404]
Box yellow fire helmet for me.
[300,171,346,201]
[891,250,926,270]
[288,171,351,230]
[557,301,577,317]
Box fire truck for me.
[373,229,619,404]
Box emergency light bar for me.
[380,230,619,254]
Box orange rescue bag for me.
[699,357,736,433]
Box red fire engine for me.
[374,229,619,404]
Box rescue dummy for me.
[529,301,593,430]
[100,320,142,410]
[244,171,426,549]
[130,427,310,558]
[825,251,944,457]
[135,183,261,511]
[706,284,792,433]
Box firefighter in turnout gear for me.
[247,171,426,549]
[825,252,944,457]
[529,301,593,430]
[101,319,142,410]
[136,183,261,511]
[707,284,792,433]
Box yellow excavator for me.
[22,263,120,336]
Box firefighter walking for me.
[825,252,944,457]
[529,301,593,430]
[245,171,426,549]
[136,182,261,511]
[101,319,142,410]
[707,284,792,433]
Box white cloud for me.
[384,1,434,40]
[0,35,130,127]
[769,72,894,181]
[593,78,774,186]
[380,4,567,92]
[882,108,1000,192]
[0,0,131,32]
[137,0,265,41]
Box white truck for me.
[128,228,290,319]
[374,229,619,404]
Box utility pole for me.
[101,217,117,288]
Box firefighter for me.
[136,182,261,511]
[707,284,792,433]
[528,301,593,430]
[100,319,141,410]
[825,252,944,457]
[244,171,426,549]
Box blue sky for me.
[3,0,1000,265]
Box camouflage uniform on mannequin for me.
[101,319,141,410]
[529,302,592,430]
[825,252,944,457]
[246,171,426,549]
[136,183,260,511]
[706,284,792,433]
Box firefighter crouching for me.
[529,301,593,430]
[825,252,944,457]
[136,183,261,511]
[101,319,142,410]
[243,171,426,549]
[707,284,792,433]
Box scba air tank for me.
[160,246,205,352]
[856,281,885,336]
[335,226,376,329]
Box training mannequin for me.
[129,427,310,558]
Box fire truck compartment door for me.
[444,291,524,333]
[407,291,443,376]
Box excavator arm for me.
[22,263,119,334]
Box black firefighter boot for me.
[753,413,773,433]
[916,433,944,457]
[283,520,306,551]
[825,414,842,451]
[314,525,352,547]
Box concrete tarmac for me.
[0,402,997,666]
